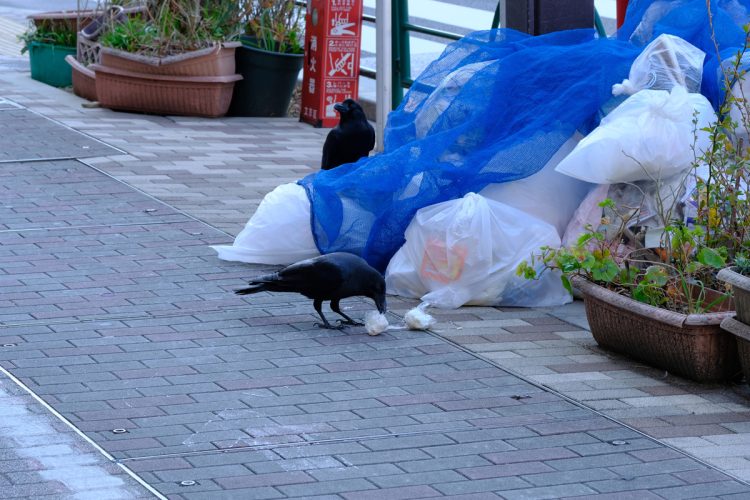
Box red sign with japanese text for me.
[300,0,363,128]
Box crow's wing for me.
[321,128,343,170]
[267,257,345,298]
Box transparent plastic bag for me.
[385,193,570,309]
[555,86,715,184]
[211,183,320,265]
[612,33,705,96]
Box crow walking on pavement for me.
[321,99,375,170]
[235,252,386,329]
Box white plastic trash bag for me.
[480,133,591,237]
[385,192,571,309]
[554,86,714,185]
[612,34,705,96]
[212,183,320,265]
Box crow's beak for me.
[333,102,347,113]
[375,295,387,314]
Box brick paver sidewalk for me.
[1,59,750,499]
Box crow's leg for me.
[331,299,363,326]
[313,299,344,329]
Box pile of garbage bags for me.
[214,0,750,309]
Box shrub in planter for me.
[94,0,244,116]
[229,0,305,117]
[517,199,739,382]
[20,19,77,87]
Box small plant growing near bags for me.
[517,197,729,314]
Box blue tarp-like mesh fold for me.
[299,0,750,272]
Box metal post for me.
[391,0,410,109]
[375,0,393,152]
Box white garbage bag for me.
[480,133,591,237]
[211,183,320,265]
[554,86,715,184]
[612,33,705,96]
[385,193,571,309]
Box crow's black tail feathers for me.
[234,283,267,295]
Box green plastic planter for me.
[29,41,77,87]
[229,38,303,117]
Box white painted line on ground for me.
[0,366,167,500]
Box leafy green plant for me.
[98,15,156,53]
[98,0,242,57]
[517,199,728,314]
[18,20,76,54]
[697,14,750,263]
[735,253,750,276]
[242,0,304,54]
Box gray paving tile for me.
[0,107,118,162]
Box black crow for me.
[235,252,386,329]
[321,99,375,170]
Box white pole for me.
[375,0,392,152]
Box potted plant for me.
[697,41,750,382]
[229,0,305,116]
[91,0,243,117]
[20,17,78,87]
[517,196,739,383]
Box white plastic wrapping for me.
[385,193,571,309]
[555,86,715,185]
[612,34,705,96]
[404,303,437,330]
[364,311,389,336]
[211,183,320,265]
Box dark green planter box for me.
[229,40,303,117]
[29,41,77,87]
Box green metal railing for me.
[297,1,608,109]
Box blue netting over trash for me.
[299,0,750,272]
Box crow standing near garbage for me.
[235,252,386,329]
[321,99,375,170]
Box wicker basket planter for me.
[91,64,241,117]
[99,42,241,77]
[572,275,739,382]
[718,267,750,325]
[65,55,96,101]
[719,316,750,383]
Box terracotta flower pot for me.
[720,316,750,383]
[718,267,750,324]
[99,42,242,77]
[91,64,241,118]
[65,55,96,101]
[572,275,740,382]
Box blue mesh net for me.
[299,0,750,272]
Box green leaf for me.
[697,247,726,268]
[644,265,669,286]
[561,275,573,295]
[591,258,619,282]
